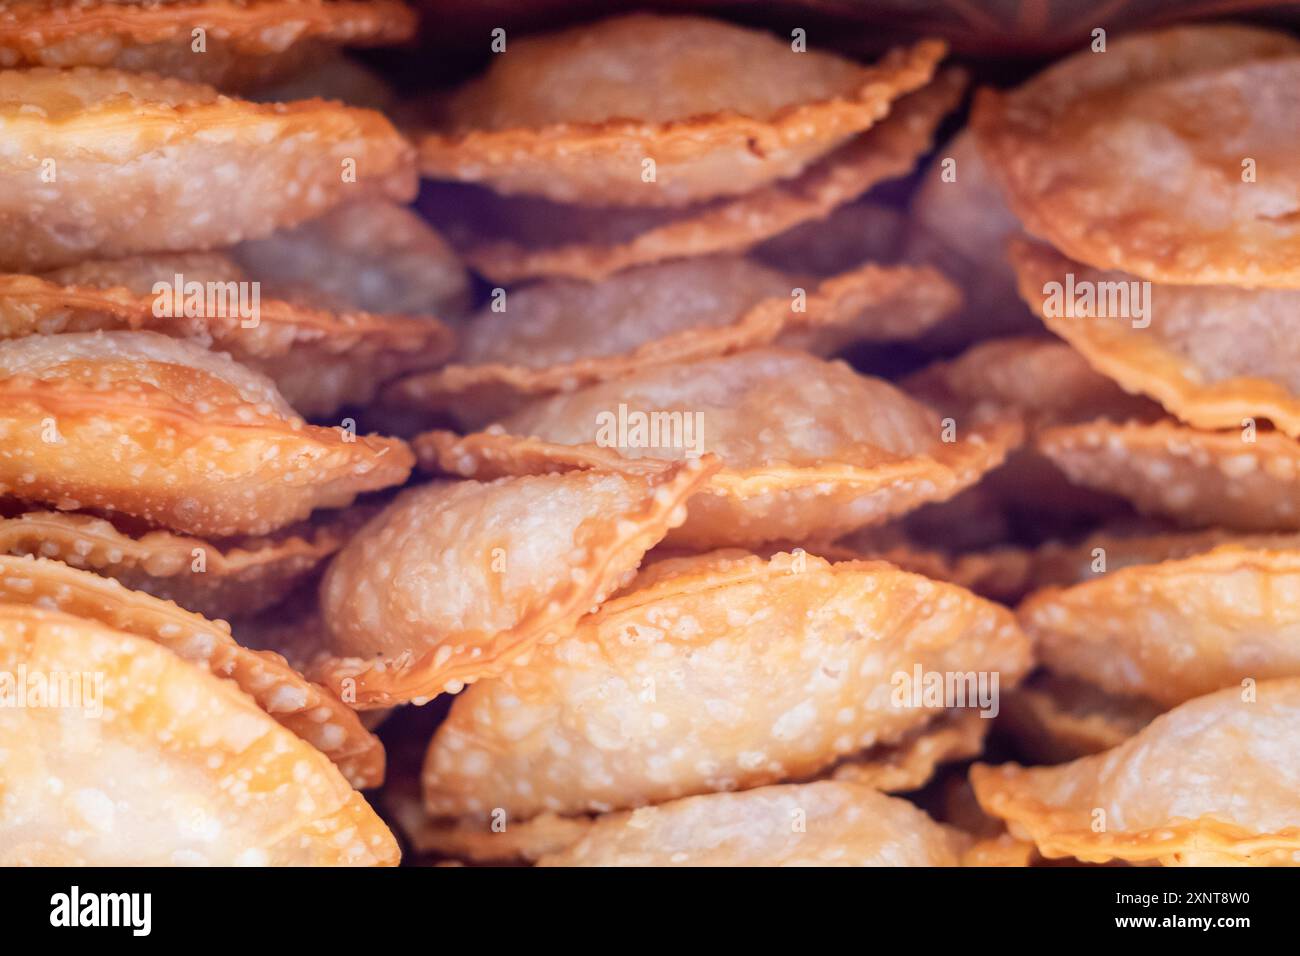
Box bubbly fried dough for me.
[1011,240,1300,437]
[419,349,1021,549]
[0,331,412,536]
[387,256,958,426]
[304,459,719,707]
[0,554,383,787]
[973,24,1300,287]
[972,679,1300,865]
[429,69,966,283]
[422,550,1029,819]
[417,14,944,208]
[0,603,397,864]
[232,200,472,317]
[999,673,1162,764]
[1020,538,1300,707]
[0,507,364,619]
[1038,419,1300,531]
[1,251,454,417]
[537,782,969,866]
[0,67,415,270]
[0,0,416,89]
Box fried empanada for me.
[0,0,416,89]
[418,348,1021,549]
[973,24,1300,286]
[1038,419,1300,531]
[1011,240,1300,437]
[905,336,1161,431]
[902,129,1038,348]
[416,14,944,208]
[998,673,1162,765]
[536,782,969,867]
[422,550,1029,819]
[972,679,1300,865]
[0,603,397,864]
[232,200,472,318]
[249,52,397,109]
[0,554,383,787]
[400,709,989,865]
[829,709,989,793]
[0,507,365,619]
[1,251,454,417]
[383,756,594,865]
[902,337,1160,527]
[387,256,958,427]
[0,331,412,536]
[751,201,908,277]
[0,67,415,270]
[424,69,965,283]
[1020,536,1300,708]
[297,459,718,707]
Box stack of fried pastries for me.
[1,7,1297,868]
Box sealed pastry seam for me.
[388,260,959,419]
[453,67,968,282]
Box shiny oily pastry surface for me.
[417,13,945,207]
[388,255,958,427]
[973,679,1300,865]
[1020,537,1300,708]
[2,251,455,417]
[1037,418,1300,532]
[307,459,719,707]
[422,550,1029,820]
[0,506,364,620]
[0,554,383,787]
[0,603,397,864]
[1011,240,1300,438]
[429,68,966,283]
[419,348,1022,549]
[536,781,969,867]
[973,24,1300,287]
[0,0,416,88]
[0,331,412,537]
[0,67,415,271]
